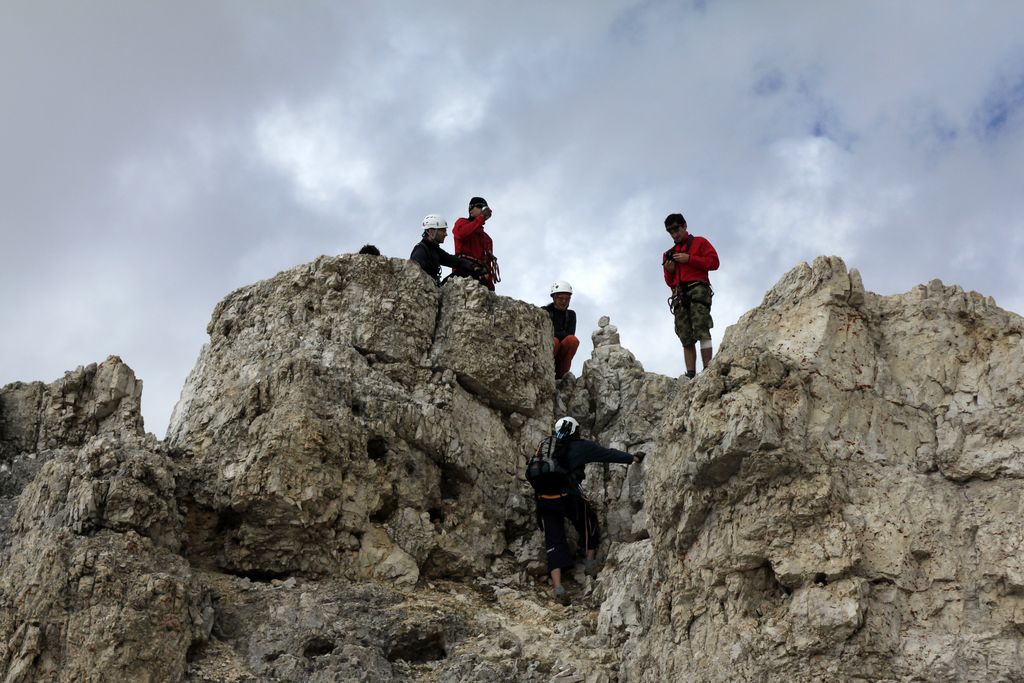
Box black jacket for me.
[410,237,462,285]
[542,304,577,340]
[562,438,633,490]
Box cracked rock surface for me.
[165,256,556,582]
[612,256,1024,681]
[2,253,1023,681]
[1,359,212,682]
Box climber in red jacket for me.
[662,212,719,379]
[453,196,498,290]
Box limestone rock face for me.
[0,363,211,683]
[0,355,144,462]
[606,256,1024,682]
[3,253,1024,682]
[165,256,554,581]
[1,528,211,683]
[431,280,556,415]
[0,356,147,547]
[555,315,674,545]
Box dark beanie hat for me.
[664,213,687,227]
[469,196,488,208]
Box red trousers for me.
[553,335,580,379]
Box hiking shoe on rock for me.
[553,585,570,605]
[583,559,599,577]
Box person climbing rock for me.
[542,281,579,380]
[662,212,719,379]
[410,214,480,285]
[525,416,645,605]
[452,196,498,290]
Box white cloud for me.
[745,136,912,263]
[255,100,380,212]
[3,1,1024,438]
[424,89,491,138]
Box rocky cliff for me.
[1,254,1022,682]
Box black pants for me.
[536,495,600,573]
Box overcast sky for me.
[2,1,1022,438]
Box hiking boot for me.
[553,585,570,605]
[583,559,599,577]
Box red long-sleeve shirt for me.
[663,235,719,288]
[453,215,493,262]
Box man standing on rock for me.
[526,416,644,605]
[453,196,498,290]
[410,214,482,286]
[542,280,579,380]
[662,212,719,379]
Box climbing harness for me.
[668,280,714,314]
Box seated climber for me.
[410,214,482,286]
[525,416,645,605]
[542,281,580,379]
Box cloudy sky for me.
[2,1,1022,438]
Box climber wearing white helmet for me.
[542,280,579,379]
[410,214,482,286]
[524,415,646,605]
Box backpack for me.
[526,435,574,494]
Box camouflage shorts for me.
[672,282,714,346]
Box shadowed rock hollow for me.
[1,254,1022,682]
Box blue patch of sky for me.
[928,111,959,144]
[870,95,961,166]
[972,64,1024,139]
[908,104,960,159]
[747,62,856,148]
[792,71,856,150]
[752,67,785,97]
[809,107,856,150]
[607,1,659,45]
[607,0,704,46]
[745,59,856,148]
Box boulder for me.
[166,256,554,581]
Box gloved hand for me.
[458,258,485,276]
[632,452,646,464]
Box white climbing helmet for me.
[550,280,573,296]
[553,416,580,439]
[422,214,448,231]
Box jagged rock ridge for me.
[611,257,1024,681]
[1,254,1022,682]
